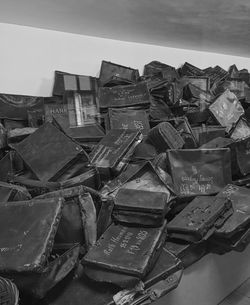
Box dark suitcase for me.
[0,181,31,202]
[36,188,97,250]
[0,197,80,299]
[209,89,244,132]
[167,196,233,242]
[10,122,89,182]
[215,184,250,238]
[192,125,226,146]
[82,221,167,288]
[45,94,104,143]
[167,148,232,197]
[52,70,98,96]
[99,83,150,109]
[0,93,44,121]
[230,117,250,140]
[107,107,150,136]
[99,61,139,86]
[147,122,185,152]
[113,189,169,227]
[90,129,143,179]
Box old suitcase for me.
[36,188,97,250]
[143,61,179,81]
[167,196,233,242]
[167,148,232,197]
[186,76,210,92]
[235,136,250,176]
[164,117,197,148]
[149,80,182,106]
[230,117,250,140]
[209,89,244,132]
[90,129,143,179]
[107,107,150,136]
[147,122,185,152]
[0,181,31,202]
[0,197,80,298]
[215,184,250,238]
[113,189,169,226]
[0,93,44,121]
[192,125,226,146]
[108,161,174,201]
[10,122,89,182]
[99,82,150,109]
[82,221,167,288]
[52,70,98,96]
[204,65,229,87]
[39,247,182,305]
[180,62,205,77]
[99,60,139,86]
[45,93,104,143]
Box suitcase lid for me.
[82,221,167,277]
[0,197,63,273]
[167,148,232,197]
[114,189,168,214]
[167,196,232,240]
[10,122,87,182]
[215,184,250,237]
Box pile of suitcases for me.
[1,60,250,304]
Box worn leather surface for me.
[215,184,250,237]
[114,188,168,213]
[11,122,87,182]
[167,196,232,241]
[0,93,44,120]
[167,148,232,197]
[99,60,139,86]
[90,129,142,178]
[0,198,63,273]
[0,181,31,202]
[209,89,244,131]
[99,83,150,109]
[235,136,250,176]
[5,244,80,299]
[82,222,167,278]
[108,107,150,136]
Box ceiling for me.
[1,0,250,58]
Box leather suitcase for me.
[45,94,105,143]
[99,61,139,86]
[90,129,143,179]
[82,221,167,288]
[113,189,169,227]
[167,148,232,197]
[0,181,31,202]
[10,122,89,182]
[209,89,244,132]
[0,93,44,121]
[215,184,250,238]
[230,118,250,140]
[167,196,233,242]
[147,122,185,152]
[36,188,97,250]
[52,70,98,96]
[0,197,80,298]
[107,107,150,136]
[99,82,150,109]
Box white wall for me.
[1,22,250,96]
